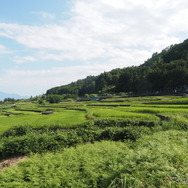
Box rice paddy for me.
[1,95,188,133]
[0,95,188,187]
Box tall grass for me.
[0,131,187,188]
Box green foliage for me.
[170,115,188,130]
[1,113,187,160]
[0,117,159,159]
[46,95,62,103]
[0,131,188,187]
[0,130,84,159]
[1,125,33,137]
[92,119,157,128]
[3,98,17,103]
[0,96,188,187]
[0,107,87,133]
[99,126,150,141]
[93,108,160,121]
[46,39,188,96]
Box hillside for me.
[46,39,188,96]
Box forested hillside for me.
[46,39,188,96]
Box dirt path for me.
[0,156,26,171]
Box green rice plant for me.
[143,104,188,109]
[122,106,188,115]
[93,108,160,121]
[158,97,188,104]
[0,109,87,134]
[170,115,188,130]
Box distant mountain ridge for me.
[0,91,25,101]
[46,39,188,96]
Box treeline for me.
[0,98,19,103]
[46,39,188,96]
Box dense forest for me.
[46,39,188,97]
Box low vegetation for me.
[0,131,187,187]
[0,95,188,187]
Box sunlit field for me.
[1,95,188,133]
[0,95,188,187]
[0,107,87,133]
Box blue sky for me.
[0,0,188,96]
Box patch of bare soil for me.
[0,156,27,170]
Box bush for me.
[0,130,85,159]
[1,125,33,138]
[1,131,188,187]
[0,116,184,160]
[99,126,151,141]
[93,119,158,128]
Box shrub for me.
[0,116,184,160]
[99,126,151,141]
[1,125,33,138]
[1,131,188,188]
[93,119,158,128]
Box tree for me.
[46,95,62,103]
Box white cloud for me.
[0,64,112,96]
[0,44,11,54]
[13,56,37,63]
[32,11,56,20]
[0,0,187,62]
[0,0,188,95]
